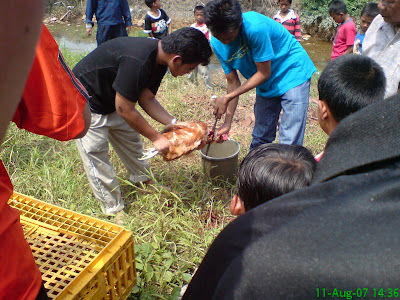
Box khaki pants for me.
[76,112,150,214]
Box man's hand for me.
[152,134,171,154]
[85,27,92,36]
[126,26,132,34]
[215,121,231,143]
[213,96,230,119]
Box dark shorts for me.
[96,24,128,46]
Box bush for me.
[300,0,373,40]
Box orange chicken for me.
[141,122,209,161]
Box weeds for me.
[1,47,327,299]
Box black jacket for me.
[184,94,400,300]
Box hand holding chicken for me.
[141,121,210,161]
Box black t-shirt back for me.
[72,37,167,114]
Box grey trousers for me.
[188,65,213,90]
[76,112,150,214]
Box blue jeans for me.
[251,78,311,148]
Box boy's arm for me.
[294,14,302,42]
[168,20,172,34]
[343,46,354,55]
[343,24,357,55]
[144,15,154,38]
[115,91,172,153]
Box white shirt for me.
[363,14,400,99]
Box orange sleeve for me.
[12,24,90,141]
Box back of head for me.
[161,27,212,65]
[361,2,380,18]
[236,143,317,211]
[318,55,386,122]
[328,0,347,15]
[145,0,154,8]
[278,0,293,3]
[204,0,242,37]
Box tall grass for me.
[1,48,327,299]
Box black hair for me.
[361,2,379,18]
[145,0,155,8]
[161,27,212,65]
[278,0,293,4]
[194,5,205,13]
[318,55,386,122]
[236,143,316,211]
[328,0,347,15]
[204,0,242,37]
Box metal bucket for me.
[200,140,240,183]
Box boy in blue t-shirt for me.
[353,3,379,54]
[204,0,316,148]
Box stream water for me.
[46,23,332,71]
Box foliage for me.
[300,0,375,39]
[301,0,373,16]
[1,47,327,298]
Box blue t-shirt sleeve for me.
[244,23,274,63]
[211,37,234,75]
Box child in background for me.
[273,0,302,42]
[353,3,379,54]
[189,5,213,90]
[315,54,386,161]
[144,0,172,39]
[230,143,316,215]
[328,0,357,60]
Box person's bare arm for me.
[115,91,171,153]
[214,70,241,139]
[343,46,354,55]
[213,61,271,118]
[168,21,172,34]
[138,88,175,125]
[0,1,45,145]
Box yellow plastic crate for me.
[8,192,136,300]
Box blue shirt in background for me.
[354,31,365,54]
[86,0,132,27]
[211,11,316,98]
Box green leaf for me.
[164,258,174,269]
[181,273,193,283]
[164,270,173,282]
[144,264,154,282]
[171,287,182,300]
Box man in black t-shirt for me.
[73,27,212,216]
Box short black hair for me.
[236,143,316,211]
[194,5,205,13]
[161,27,212,65]
[328,0,347,15]
[318,55,386,122]
[204,0,242,37]
[278,0,292,4]
[145,0,154,8]
[361,2,379,18]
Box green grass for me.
[1,48,327,299]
